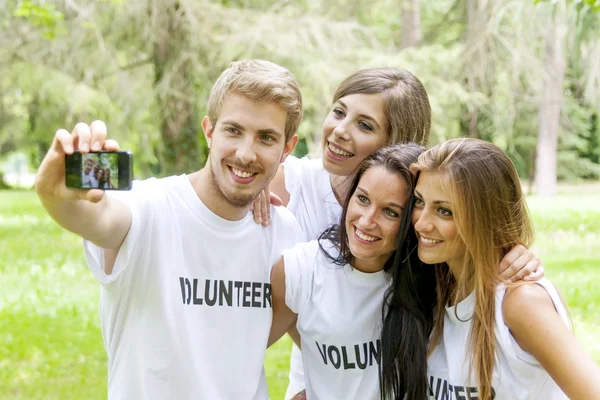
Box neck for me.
[352,254,390,274]
[446,256,474,304]
[189,168,250,221]
[330,174,352,205]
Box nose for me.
[332,120,350,141]
[357,206,377,231]
[412,207,433,234]
[236,135,257,165]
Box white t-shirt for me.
[427,279,569,400]
[283,156,342,242]
[83,175,300,400]
[82,170,98,189]
[284,240,389,400]
[283,156,343,398]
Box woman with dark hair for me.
[269,143,435,399]
[95,168,105,189]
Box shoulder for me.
[283,155,325,182]
[270,204,300,230]
[283,240,321,263]
[502,282,557,329]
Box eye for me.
[413,197,424,207]
[357,194,369,204]
[260,135,275,142]
[438,207,453,217]
[384,208,399,218]
[225,127,239,135]
[332,108,345,118]
[358,121,374,132]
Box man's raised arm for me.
[35,120,131,251]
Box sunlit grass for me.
[0,190,599,399]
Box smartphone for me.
[65,151,133,190]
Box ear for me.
[281,134,299,163]
[202,116,214,148]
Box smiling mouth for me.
[327,141,354,158]
[230,166,257,178]
[417,234,443,246]
[354,226,381,243]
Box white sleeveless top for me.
[427,279,569,400]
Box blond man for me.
[35,60,302,399]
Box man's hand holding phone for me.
[36,120,121,203]
[36,121,133,251]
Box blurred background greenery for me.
[1,0,600,398]
[1,0,600,195]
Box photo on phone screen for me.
[65,151,133,190]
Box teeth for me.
[356,228,379,242]
[231,167,255,178]
[421,237,442,244]
[328,142,353,157]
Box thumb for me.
[269,192,283,207]
[86,189,106,203]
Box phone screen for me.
[71,153,122,189]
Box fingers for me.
[53,129,75,154]
[103,139,120,151]
[72,120,116,153]
[500,248,541,282]
[498,244,526,280]
[509,256,540,282]
[524,264,544,281]
[261,188,270,227]
[73,122,92,152]
[90,120,107,151]
[253,195,263,225]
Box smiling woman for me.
[268,143,436,400]
[391,138,600,400]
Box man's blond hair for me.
[207,60,303,142]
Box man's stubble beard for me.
[208,161,266,208]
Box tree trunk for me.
[152,1,200,177]
[535,5,566,197]
[400,0,422,49]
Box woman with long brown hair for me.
[386,138,600,399]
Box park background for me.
[1,0,600,398]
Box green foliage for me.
[1,189,599,398]
[1,0,600,181]
[13,1,66,39]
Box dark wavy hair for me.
[318,143,437,399]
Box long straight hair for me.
[318,143,437,400]
[410,138,534,400]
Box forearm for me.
[287,324,301,348]
[39,194,130,249]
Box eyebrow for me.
[356,187,404,210]
[221,120,284,138]
[337,100,381,130]
[414,190,452,205]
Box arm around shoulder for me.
[268,256,297,347]
[503,283,600,400]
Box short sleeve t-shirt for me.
[283,240,389,400]
[83,175,300,400]
[283,156,342,241]
[427,279,570,400]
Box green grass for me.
[1,190,599,399]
